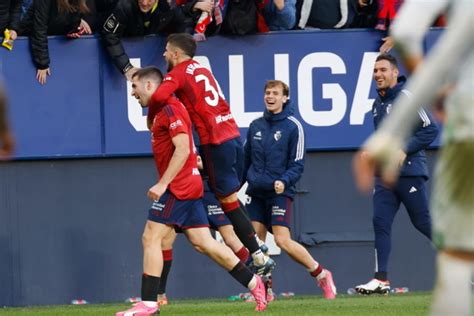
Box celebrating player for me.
[147,33,275,275]
[116,66,267,315]
[244,80,337,300]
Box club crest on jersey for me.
[254,131,262,140]
[274,131,282,141]
[386,104,392,114]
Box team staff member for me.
[243,80,337,300]
[0,84,14,158]
[101,0,212,80]
[355,53,438,295]
[354,1,473,314]
[116,66,267,315]
[147,33,275,275]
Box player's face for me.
[163,43,178,71]
[131,77,153,107]
[264,85,287,114]
[138,0,157,13]
[373,60,399,90]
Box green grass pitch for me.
[0,292,432,315]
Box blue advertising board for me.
[0,29,442,159]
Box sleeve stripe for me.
[288,116,305,161]
[401,89,431,127]
[418,108,431,127]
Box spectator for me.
[21,0,32,17]
[18,0,93,85]
[262,0,296,30]
[101,0,195,80]
[0,0,22,50]
[189,0,224,41]
[297,0,371,30]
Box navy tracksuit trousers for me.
[372,176,432,280]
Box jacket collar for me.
[377,76,406,100]
[263,100,294,121]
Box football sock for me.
[374,272,388,281]
[141,273,160,304]
[235,246,250,264]
[158,249,173,295]
[308,262,324,279]
[229,261,254,288]
[221,200,260,254]
[430,252,473,316]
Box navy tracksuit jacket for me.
[371,79,438,280]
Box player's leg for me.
[430,142,474,316]
[246,196,274,301]
[204,190,250,263]
[201,139,274,271]
[157,230,177,305]
[431,250,474,316]
[398,177,432,240]
[272,225,336,299]
[218,224,250,263]
[185,227,267,311]
[117,220,172,316]
[356,179,400,295]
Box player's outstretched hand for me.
[353,132,404,193]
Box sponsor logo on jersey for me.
[151,201,166,211]
[271,206,286,216]
[386,104,392,114]
[169,119,183,129]
[192,167,200,175]
[215,113,233,124]
[409,186,417,193]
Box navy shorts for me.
[246,195,293,230]
[148,191,209,230]
[203,191,232,230]
[200,137,244,197]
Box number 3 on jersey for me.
[195,73,225,107]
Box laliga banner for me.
[1,30,442,158]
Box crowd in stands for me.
[0,0,446,84]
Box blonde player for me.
[353,1,473,315]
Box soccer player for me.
[354,53,438,295]
[353,1,473,314]
[244,80,337,300]
[116,66,267,315]
[156,156,250,306]
[147,33,275,274]
[0,83,14,159]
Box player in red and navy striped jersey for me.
[147,33,275,275]
[116,66,267,316]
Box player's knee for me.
[274,234,291,250]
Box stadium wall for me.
[0,30,440,306]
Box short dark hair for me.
[167,33,197,58]
[132,66,163,83]
[376,53,398,69]
[264,80,290,97]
